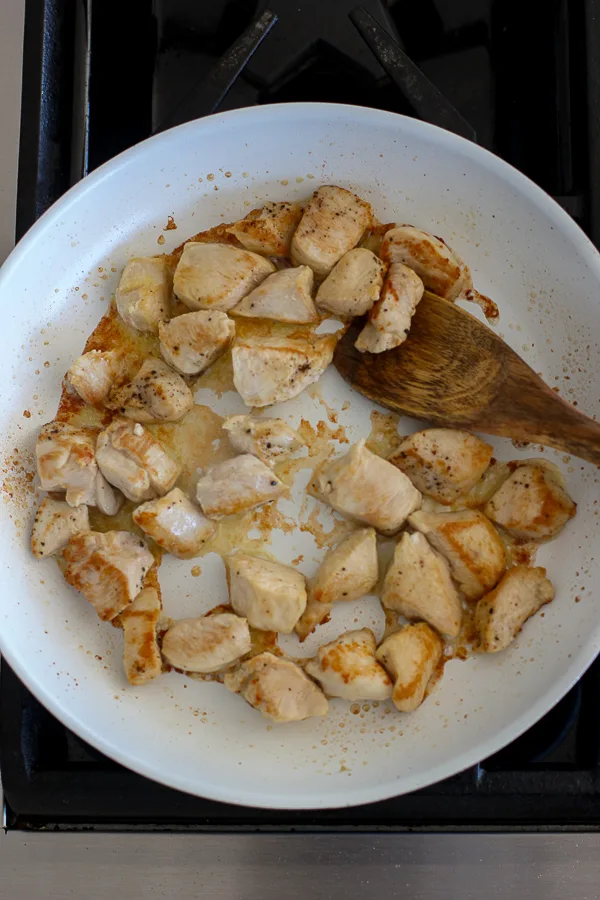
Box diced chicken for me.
[226,553,307,633]
[67,350,123,406]
[222,415,303,467]
[173,242,275,312]
[355,263,424,353]
[408,509,506,601]
[474,566,554,653]
[232,332,337,407]
[161,613,251,673]
[196,454,287,518]
[158,310,235,376]
[484,462,576,541]
[226,201,303,257]
[316,248,385,317]
[291,185,373,277]
[62,530,154,621]
[31,497,89,559]
[36,422,96,507]
[314,439,421,535]
[225,652,328,722]
[115,256,170,334]
[305,629,393,701]
[107,358,193,423]
[380,226,472,302]
[231,266,318,323]
[132,488,215,558]
[376,623,443,713]
[94,471,123,516]
[295,528,378,641]
[118,587,162,686]
[96,418,180,502]
[388,428,494,505]
[382,532,462,638]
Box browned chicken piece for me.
[314,439,422,535]
[195,454,287,518]
[107,357,194,423]
[132,488,215,558]
[380,226,472,302]
[388,428,494,505]
[474,566,555,653]
[290,185,373,277]
[230,265,318,323]
[62,530,154,621]
[96,418,181,503]
[315,248,386,317]
[226,553,307,633]
[484,462,576,540]
[173,242,275,311]
[66,350,123,406]
[31,497,89,559]
[225,652,329,722]
[158,310,235,376]
[376,622,443,712]
[226,201,303,256]
[118,587,163,686]
[408,508,505,601]
[161,613,251,673]
[355,263,424,353]
[115,256,170,334]
[222,415,304,467]
[305,629,393,701]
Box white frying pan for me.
[1,103,599,809]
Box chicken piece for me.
[161,613,251,673]
[231,266,318,323]
[295,528,378,641]
[115,256,170,334]
[227,553,307,633]
[196,454,287,518]
[376,623,443,712]
[226,201,303,257]
[316,248,385,318]
[305,629,393,701]
[222,415,303,467]
[408,509,506,601]
[474,566,554,653]
[107,358,193,423]
[232,332,337,407]
[355,263,424,353]
[158,310,235,376]
[96,418,180,502]
[62,530,154,621]
[380,226,472,302]
[291,185,373,277]
[36,422,95,505]
[31,497,89,559]
[314,439,421,535]
[133,488,215,558]
[225,652,328,722]
[119,587,162,686]
[484,462,576,541]
[382,532,462,638]
[389,429,494,505]
[173,242,275,312]
[66,350,123,406]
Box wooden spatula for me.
[334,291,600,465]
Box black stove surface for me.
[5,0,600,830]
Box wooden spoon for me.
[334,291,600,465]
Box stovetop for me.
[4,0,600,831]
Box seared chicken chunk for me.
[161,613,251,673]
[226,201,303,257]
[484,462,576,540]
[227,553,307,633]
[115,256,170,334]
[31,497,89,559]
[222,415,303,467]
[376,623,443,713]
[316,248,385,317]
[225,652,328,722]
[291,185,372,277]
[158,310,234,376]
[305,629,393,701]
[389,429,493,505]
[315,439,422,535]
[382,532,462,638]
[408,509,506,601]
[355,263,424,353]
[96,418,180,502]
[118,587,162,686]
[380,226,472,302]
[62,530,154,621]
[195,454,287,518]
[474,566,554,653]
[173,242,275,311]
[67,350,122,406]
[108,357,193,423]
[295,527,378,641]
[133,488,215,558]
[231,265,318,323]
[232,332,337,407]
